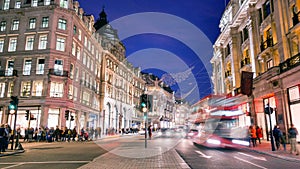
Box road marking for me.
[1,163,24,169]
[234,156,267,169]
[238,152,267,161]
[195,150,212,159]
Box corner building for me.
[0,0,104,132]
[211,0,300,141]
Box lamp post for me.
[265,104,276,151]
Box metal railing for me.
[280,52,300,73]
[260,38,273,51]
[240,58,251,68]
[49,69,68,77]
[0,70,18,77]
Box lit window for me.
[78,29,82,41]
[25,36,34,51]
[21,81,31,97]
[72,41,76,55]
[0,83,5,98]
[58,19,67,30]
[32,0,38,7]
[56,37,65,51]
[3,0,10,10]
[7,82,14,97]
[29,18,36,29]
[32,81,43,96]
[84,36,87,47]
[267,59,273,69]
[54,59,63,75]
[23,59,32,75]
[41,17,49,28]
[70,64,74,79]
[8,37,17,52]
[38,35,47,49]
[15,0,21,8]
[73,25,77,34]
[0,21,6,31]
[36,58,45,74]
[68,85,73,99]
[59,0,68,9]
[76,47,81,60]
[6,60,14,76]
[0,39,4,52]
[11,20,19,31]
[50,82,64,97]
[44,0,51,5]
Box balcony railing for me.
[240,58,251,68]
[49,69,68,77]
[280,52,300,73]
[0,70,18,77]
[260,38,273,51]
[293,11,300,26]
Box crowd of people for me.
[248,124,300,155]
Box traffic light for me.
[70,115,74,121]
[65,110,69,120]
[25,110,30,120]
[140,94,148,112]
[8,96,19,111]
[30,114,36,120]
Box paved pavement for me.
[1,136,300,169]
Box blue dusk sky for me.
[77,0,229,104]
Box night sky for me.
[77,0,228,104]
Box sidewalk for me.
[243,140,300,162]
[0,141,50,157]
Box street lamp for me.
[264,104,276,151]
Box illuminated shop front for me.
[288,85,300,142]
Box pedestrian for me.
[250,125,257,147]
[273,125,281,150]
[148,125,152,139]
[288,124,299,155]
[0,124,7,153]
[256,126,263,144]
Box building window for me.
[29,18,36,29]
[8,37,17,52]
[32,0,38,7]
[21,81,31,97]
[50,82,63,97]
[25,36,34,51]
[0,21,6,31]
[36,58,45,74]
[75,68,79,81]
[73,25,77,34]
[73,87,78,101]
[11,20,19,31]
[44,0,51,5]
[3,0,10,10]
[59,0,68,9]
[15,0,21,8]
[32,80,43,96]
[7,82,14,97]
[6,60,14,76]
[23,59,32,75]
[56,37,65,51]
[38,35,47,49]
[54,59,63,75]
[267,59,273,69]
[70,64,74,79]
[0,83,5,98]
[84,36,87,47]
[68,85,73,99]
[78,29,82,41]
[76,47,81,60]
[0,39,4,52]
[41,17,49,28]
[58,19,67,30]
[83,53,87,65]
[72,41,76,55]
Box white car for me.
[138,128,146,135]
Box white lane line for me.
[238,152,267,161]
[1,163,24,169]
[234,156,267,169]
[195,150,212,159]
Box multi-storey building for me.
[211,0,300,141]
[0,0,104,132]
[95,8,146,134]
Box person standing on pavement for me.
[250,125,257,147]
[273,125,281,150]
[288,124,300,155]
[0,124,7,153]
[148,125,152,139]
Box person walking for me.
[0,124,7,153]
[273,125,281,150]
[250,126,257,147]
[288,124,299,155]
[148,125,152,139]
[256,126,263,144]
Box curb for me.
[0,150,25,157]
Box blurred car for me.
[157,128,174,137]
[186,129,199,139]
[138,128,146,135]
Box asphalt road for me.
[176,139,300,169]
[0,141,107,169]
